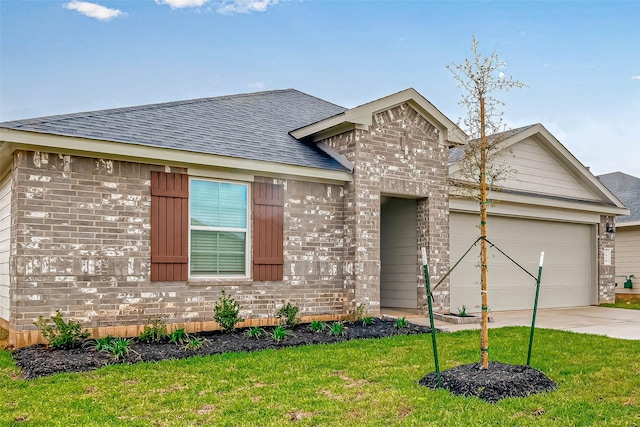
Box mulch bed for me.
[419,361,557,403]
[13,320,430,379]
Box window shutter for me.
[253,182,284,281]
[151,171,189,281]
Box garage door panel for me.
[451,213,594,312]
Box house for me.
[598,172,640,300]
[0,88,628,347]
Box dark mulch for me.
[13,320,430,379]
[419,361,557,403]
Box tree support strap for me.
[430,236,483,293]
[484,237,538,281]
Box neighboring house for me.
[0,88,628,347]
[598,172,640,298]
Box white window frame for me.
[188,177,251,279]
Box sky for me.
[1,0,639,177]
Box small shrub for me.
[245,326,263,339]
[214,291,244,332]
[87,336,135,360]
[108,337,133,360]
[362,316,375,327]
[328,322,345,337]
[354,303,367,321]
[169,328,188,345]
[458,305,467,317]
[87,335,114,352]
[183,337,208,351]
[309,320,326,332]
[395,317,409,329]
[270,326,289,342]
[139,317,168,343]
[33,310,90,349]
[277,302,301,329]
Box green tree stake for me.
[422,247,441,388]
[527,251,545,366]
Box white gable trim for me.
[290,88,467,146]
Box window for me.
[150,172,283,282]
[190,179,248,276]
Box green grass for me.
[600,301,640,310]
[2,327,639,426]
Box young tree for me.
[447,36,526,369]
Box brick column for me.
[598,215,616,303]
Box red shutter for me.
[151,171,189,281]
[253,182,284,281]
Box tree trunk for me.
[480,97,489,369]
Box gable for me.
[496,136,601,201]
[449,124,628,215]
[290,88,467,147]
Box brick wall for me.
[598,214,616,303]
[324,103,450,314]
[8,151,346,346]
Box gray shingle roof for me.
[598,172,640,223]
[0,89,349,171]
[448,124,536,165]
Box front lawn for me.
[2,327,639,426]
[600,301,640,310]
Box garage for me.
[450,212,596,312]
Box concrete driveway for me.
[412,306,640,340]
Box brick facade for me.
[324,103,450,315]
[7,151,347,346]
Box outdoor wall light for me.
[606,222,615,233]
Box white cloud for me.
[217,0,279,14]
[155,0,210,9]
[632,75,640,80]
[63,1,125,21]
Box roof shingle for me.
[1,89,349,171]
[598,172,640,223]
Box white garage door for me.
[450,213,595,312]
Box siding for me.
[494,137,599,201]
[615,226,640,292]
[0,177,11,322]
[380,197,418,309]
